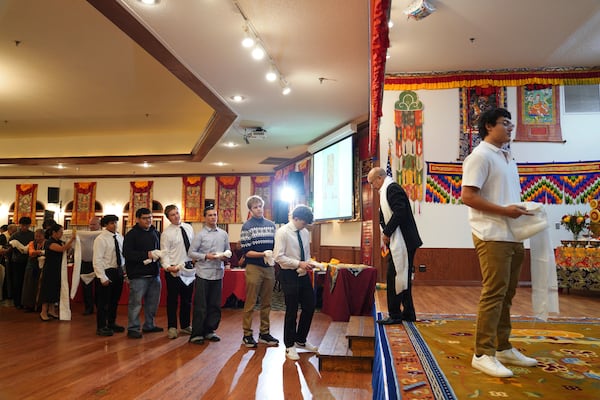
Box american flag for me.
[386,141,393,178]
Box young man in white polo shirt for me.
[462,107,537,378]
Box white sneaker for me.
[295,341,318,352]
[167,327,178,339]
[471,354,513,377]
[496,348,538,367]
[286,347,300,361]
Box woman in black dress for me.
[39,224,76,321]
[21,229,46,311]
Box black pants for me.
[386,248,417,321]
[11,261,26,308]
[95,268,124,330]
[165,272,193,329]
[191,277,221,337]
[279,269,315,348]
[81,261,95,312]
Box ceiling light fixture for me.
[241,25,255,48]
[233,1,291,95]
[251,44,265,60]
[139,0,158,5]
[281,79,291,96]
[265,65,278,82]
[230,95,245,102]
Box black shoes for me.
[108,324,125,333]
[142,326,164,333]
[189,336,205,345]
[377,317,403,325]
[205,333,221,342]
[96,327,114,337]
[127,330,143,339]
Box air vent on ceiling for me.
[260,157,291,165]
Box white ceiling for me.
[0,0,598,178]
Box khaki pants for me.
[473,235,524,356]
[242,263,275,336]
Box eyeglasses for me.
[499,120,514,127]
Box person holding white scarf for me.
[367,167,422,325]
[462,107,538,378]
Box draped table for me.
[71,268,247,306]
[321,264,377,322]
[555,246,600,292]
[221,268,246,306]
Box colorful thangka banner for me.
[129,181,153,226]
[15,184,38,223]
[426,160,600,204]
[394,91,424,203]
[72,182,96,226]
[250,176,273,221]
[182,177,205,223]
[216,176,240,224]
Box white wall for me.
[380,86,599,249]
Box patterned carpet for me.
[392,317,600,399]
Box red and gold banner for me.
[274,164,296,193]
[251,176,273,221]
[129,181,153,226]
[216,176,240,224]
[72,182,96,226]
[15,184,37,223]
[182,177,205,223]
[297,159,311,205]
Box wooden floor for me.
[1,286,598,400]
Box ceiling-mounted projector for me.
[245,127,267,139]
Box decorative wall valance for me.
[426,161,600,205]
[385,67,600,91]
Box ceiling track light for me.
[241,25,255,48]
[280,78,291,95]
[266,64,278,82]
[233,0,291,94]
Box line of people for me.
[1,197,320,362]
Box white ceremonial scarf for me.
[379,176,409,294]
[507,202,559,321]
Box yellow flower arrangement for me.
[560,211,589,239]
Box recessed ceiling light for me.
[214,162,227,167]
[57,163,65,169]
[139,0,158,5]
[142,161,150,168]
[223,142,238,148]
[230,95,245,102]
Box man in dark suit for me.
[368,167,423,324]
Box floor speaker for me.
[47,187,60,204]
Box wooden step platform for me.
[318,316,375,372]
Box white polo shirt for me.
[462,141,522,242]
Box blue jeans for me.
[127,276,161,332]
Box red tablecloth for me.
[69,268,168,305]
[321,267,377,322]
[221,268,246,306]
